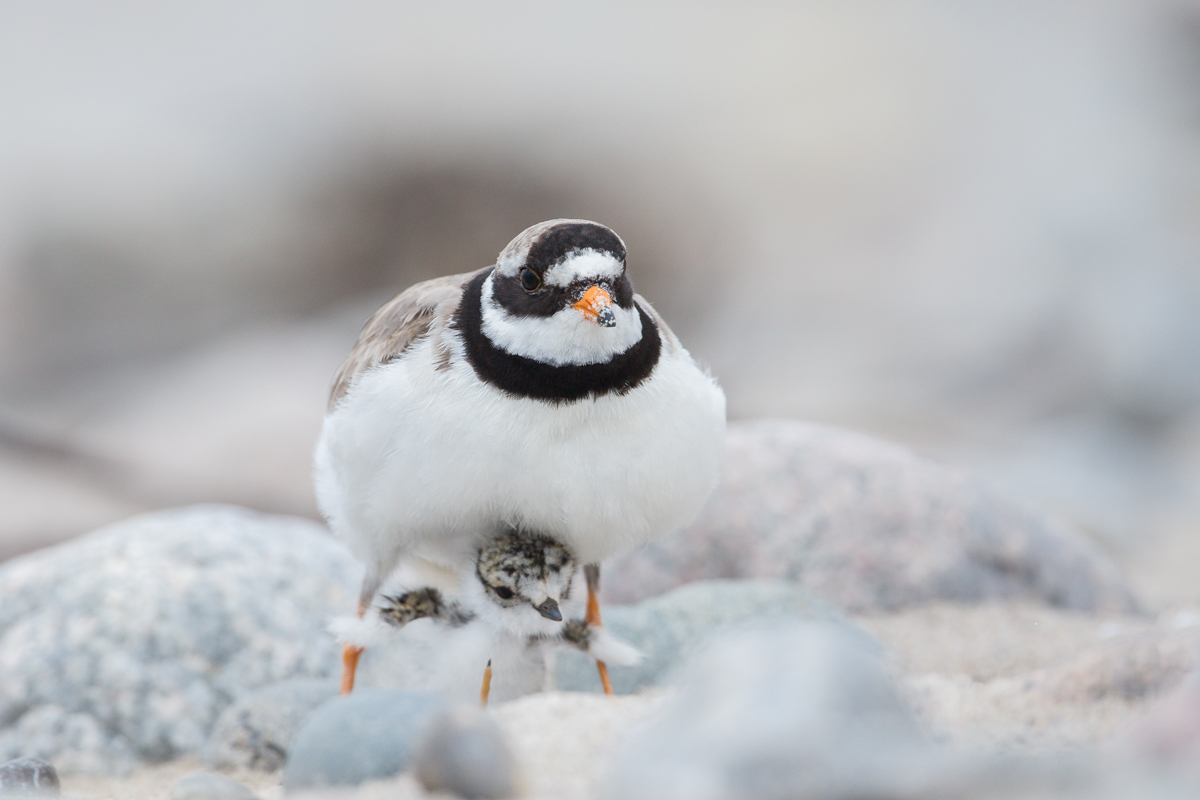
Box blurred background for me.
[1,1,1198,603]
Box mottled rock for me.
[0,506,359,773]
[605,420,1141,613]
[414,706,520,799]
[205,679,339,771]
[283,689,447,791]
[601,621,934,800]
[1029,626,1200,704]
[0,758,59,795]
[554,580,849,694]
[171,770,258,800]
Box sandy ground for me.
[56,592,1200,800]
[54,518,1200,799]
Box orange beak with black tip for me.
[573,285,616,327]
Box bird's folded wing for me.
[328,266,488,410]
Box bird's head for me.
[480,219,644,365]
[473,529,578,636]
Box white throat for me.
[480,273,643,366]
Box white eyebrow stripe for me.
[542,249,624,288]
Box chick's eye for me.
[519,267,541,292]
[493,586,514,600]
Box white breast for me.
[314,311,726,577]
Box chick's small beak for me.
[534,597,562,621]
[572,285,616,328]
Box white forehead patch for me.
[543,249,624,288]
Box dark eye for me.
[493,586,514,600]
[519,267,541,292]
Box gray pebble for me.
[605,420,1142,613]
[171,770,258,800]
[0,758,59,795]
[283,688,447,791]
[205,679,339,771]
[554,579,851,693]
[415,706,520,799]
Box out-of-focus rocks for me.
[170,770,258,800]
[1133,673,1200,769]
[205,679,339,771]
[0,506,359,773]
[605,420,1142,614]
[414,706,521,799]
[554,580,848,694]
[1029,626,1200,704]
[601,621,934,800]
[601,620,1200,800]
[0,758,59,795]
[283,689,447,792]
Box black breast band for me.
[454,270,661,403]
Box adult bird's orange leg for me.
[584,564,614,695]
[479,659,493,708]
[340,598,369,695]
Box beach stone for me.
[605,420,1141,613]
[283,689,447,791]
[205,679,339,771]
[0,506,359,773]
[601,620,935,800]
[414,706,520,799]
[171,770,258,800]
[554,579,850,694]
[0,757,59,795]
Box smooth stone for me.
[1135,673,1200,766]
[283,689,447,792]
[205,679,339,771]
[605,420,1142,614]
[171,770,258,800]
[554,579,852,694]
[601,620,934,800]
[0,758,59,795]
[414,706,520,799]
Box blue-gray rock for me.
[601,621,934,800]
[601,620,1200,800]
[283,689,447,791]
[0,506,359,773]
[414,706,520,799]
[171,770,258,800]
[0,757,59,795]
[554,580,850,694]
[604,420,1142,613]
[205,679,339,771]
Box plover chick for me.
[333,529,640,704]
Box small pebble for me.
[283,688,447,791]
[0,758,59,796]
[171,770,258,800]
[415,706,521,799]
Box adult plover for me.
[315,219,725,693]
[332,529,640,704]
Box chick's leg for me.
[341,572,382,695]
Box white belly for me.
[314,334,726,574]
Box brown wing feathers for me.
[327,268,485,410]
